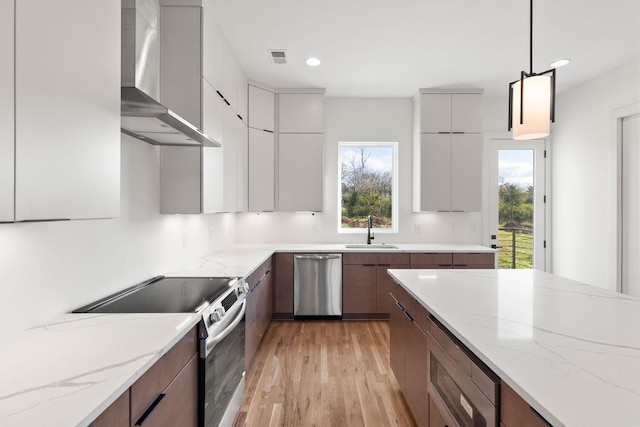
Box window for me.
[338,142,398,233]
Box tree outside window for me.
[339,142,397,232]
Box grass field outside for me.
[498,226,533,269]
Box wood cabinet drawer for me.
[410,253,453,267]
[452,253,495,268]
[131,326,198,423]
[343,252,410,265]
[501,382,551,427]
[91,389,129,427]
[133,354,198,427]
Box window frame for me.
[337,141,399,234]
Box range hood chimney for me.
[121,0,220,147]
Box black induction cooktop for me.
[73,276,235,314]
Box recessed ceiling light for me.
[550,58,571,68]
[306,57,321,67]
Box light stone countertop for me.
[0,313,200,427]
[0,243,493,426]
[387,268,640,427]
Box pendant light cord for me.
[529,0,533,75]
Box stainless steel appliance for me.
[427,316,499,427]
[293,254,342,318]
[73,276,249,427]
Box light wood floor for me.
[234,321,417,427]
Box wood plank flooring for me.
[234,321,417,427]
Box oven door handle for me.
[204,299,246,357]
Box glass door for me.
[488,138,546,270]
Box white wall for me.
[0,135,235,340]
[552,58,640,289]
[235,97,483,244]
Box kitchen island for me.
[387,268,640,426]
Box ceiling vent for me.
[268,49,287,64]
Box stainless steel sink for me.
[345,244,399,249]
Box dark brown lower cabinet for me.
[273,252,294,317]
[91,326,198,427]
[246,258,273,370]
[429,394,452,427]
[343,263,377,314]
[389,284,430,427]
[90,389,129,427]
[501,382,551,427]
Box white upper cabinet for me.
[248,128,275,212]
[451,134,482,211]
[222,43,238,111]
[248,85,275,132]
[419,134,451,211]
[236,68,248,123]
[278,93,325,133]
[420,93,452,133]
[451,94,483,133]
[0,0,14,222]
[161,5,202,127]
[414,89,483,212]
[160,146,202,214]
[202,4,224,93]
[15,0,120,220]
[278,134,324,212]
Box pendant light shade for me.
[511,74,552,140]
[508,0,556,140]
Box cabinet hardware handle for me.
[224,99,231,106]
[403,310,414,321]
[452,131,465,134]
[216,90,225,99]
[395,301,405,311]
[135,393,166,426]
[263,129,274,133]
[438,131,450,134]
[237,114,243,121]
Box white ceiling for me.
[210,0,640,98]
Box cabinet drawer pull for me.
[216,90,225,99]
[395,300,405,311]
[135,393,166,426]
[403,310,414,321]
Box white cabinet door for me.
[0,0,14,222]
[236,68,248,123]
[248,85,275,132]
[452,94,482,133]
[236,123,248,212]
[202,79,224,147]
[161,5,202,128]
[202,4,224,93]
[420,94,451,133]
[451,134,482,211]
[278,93,324,133]
[278,134,324,212]
[222,42,238,111]
[248,128,275,212]
[15,0,120,220]
[222,108,240,212]
[160,146,202,214]
[420,134,451,212]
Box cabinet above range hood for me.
[121,0,220,147]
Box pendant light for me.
[508,0,556,140]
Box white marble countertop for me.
[387,268,640,427]
[0,243,494,426]
[164,243,495,278]
[0,313,200,427]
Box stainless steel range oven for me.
[74,276,249,427]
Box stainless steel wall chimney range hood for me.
[121,0,220,147]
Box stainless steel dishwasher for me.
[294,253,342,318]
